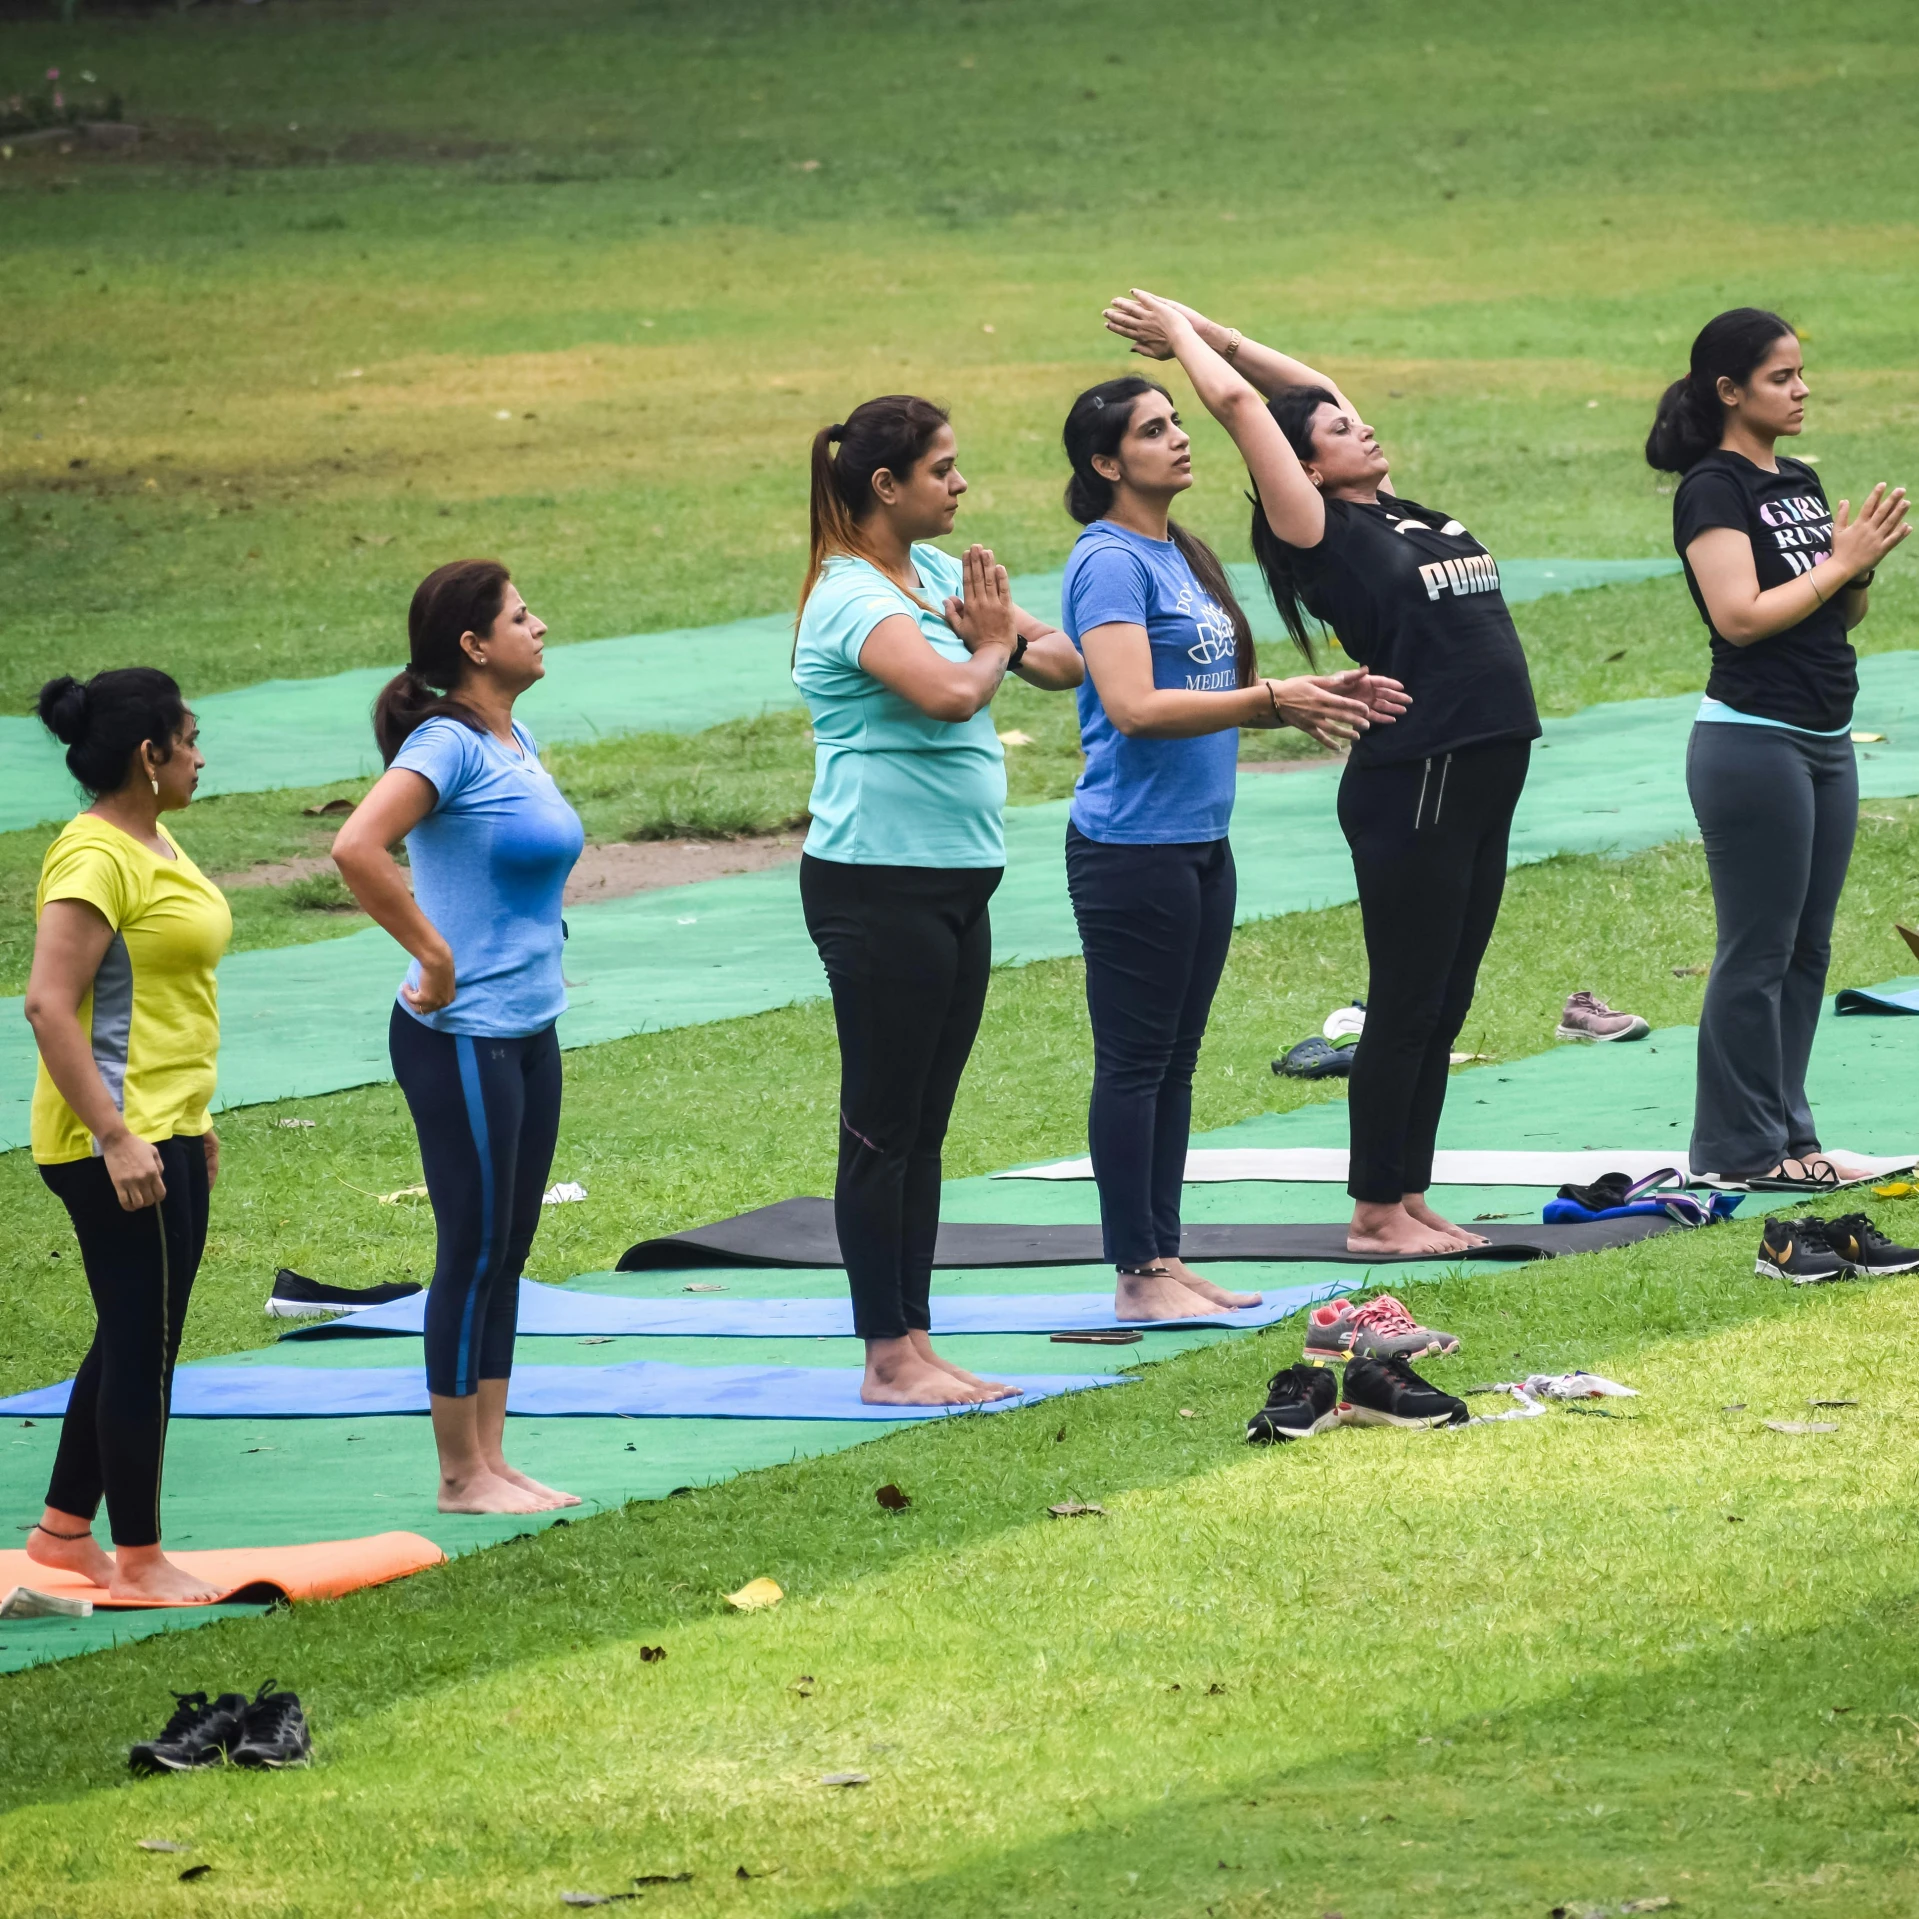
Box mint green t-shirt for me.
[792,545,1007,868]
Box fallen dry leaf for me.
[138,1840,190,1853]
[179,1865,214,1882]
[301,797,356,817]
[820,1771,870,1788]
[1621,1900,1675,1914]
[1672,964,1709,977]
[1809,1399,1858,1408]
[632,1873,693,1886]
[874,1483,910,1510]
[996,728,1034,746]
[724,1577,784,1611]
[1048,1501,1105,1518]
[1765,1420,1838,1435]
[1177,1408,1199,1419]
[789,1676,815,1696]
[377,1184,429,1205]
[638,1645,666,1663]
[682,1282,727,1293]
[1873,1181,1914,1199]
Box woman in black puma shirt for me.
[1648,307,1909,1188]
[1105,290,1539,1259]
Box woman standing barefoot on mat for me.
[24,670,229,1603]
[794,396,1083,1405]
[1104,290,1538,1259]
[334,561,585,1513]
[1058,371,1399,1318]
[1648,310,1909,1189]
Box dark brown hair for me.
[37,667,189,799]
[372,560,510,765]
[1246,383,1341,662]
[800,395,951,617]
[1061,376,1262,685]
[1646,308,1795,474]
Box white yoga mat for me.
[992,1148,1918,1187]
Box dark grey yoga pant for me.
[1686,721,1857,1179]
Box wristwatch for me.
[1008,634,1030,671]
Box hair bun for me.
[36,675,91,746]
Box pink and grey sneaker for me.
[1300,1294,1459,1362]
[1556,991,1651,1043]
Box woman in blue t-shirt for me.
[334,559,585,1515]
[794,395,1083,1405]
[1648,309,1909,1188]
[1059,375,1402,1321]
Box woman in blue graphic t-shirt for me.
[1059,376,1405,1322]
[334,560,584,1519]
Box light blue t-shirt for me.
[1063,522,1240,845]
[792,545,1007,867]
[390,716,585,1037]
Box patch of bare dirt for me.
[213,834,803,905]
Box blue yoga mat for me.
[0,1362,1129,1423]
[1835,976,1919,1016]
[283,1277,1349,1341]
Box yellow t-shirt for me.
[30,815,233,1165]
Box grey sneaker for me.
[1558,997,1650,1043]
[1556,991,1650,1043]
[1300,1294,1459,1362]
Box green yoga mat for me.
[6,640,1918,1152]
[0,558,1677,835]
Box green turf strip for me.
[0,559,1675,835]
[7,651,1918,1151]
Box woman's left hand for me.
[942,545,1018,657]
[1104,291,1208,360]
[1323,667,1411,722]
[204,1128,219,1192]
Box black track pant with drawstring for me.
[40,1134,210,1549]
[1337,739,1531,1204]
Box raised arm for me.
[1120,290,1329,551]
[1105,292,1354,410]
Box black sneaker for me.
[1824,1213,1919,1278]
[229,1680,312,1769]
[128,1690,250,1775]
[1338,1354,1468,1429]
[1245,1363,1341,1443]
[1755,1216,1851,1285]
[266,1268,422,1318]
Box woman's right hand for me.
[1831,483,1911,581]
[943,545,1018,657]
[1104,292,1212,361]
[401,944,457,1015]
[102,1129,168,1213]
[1263,674,1377,748]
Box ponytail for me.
[1061,376,1262,686]
[1646,307,1795,475]
[373,559,510,765]
[799,395,951,619]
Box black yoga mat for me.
[615,1198,1674,1271]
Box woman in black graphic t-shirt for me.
[1648,308,1908,1188]
[1106,290,1540,1259]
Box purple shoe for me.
[1556,991,1650,1043]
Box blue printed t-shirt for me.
[390,716,585,1036]
[792,545,1007,867]
[1063,522,1240,844]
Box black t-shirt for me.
[1671,450,1856,731]
[1291,494,1540,768]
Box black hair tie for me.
[827,423,848,441]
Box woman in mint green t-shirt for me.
[793,393,1082,1409]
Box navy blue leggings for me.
[1066,827,1237,1266]
[389,1005,562,1399]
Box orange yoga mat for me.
[0,1531,444,1609]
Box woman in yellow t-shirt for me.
[22,669,231,1606]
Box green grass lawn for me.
[6,1,1919,1911]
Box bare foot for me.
[1402,1193,1487,1249]
[105,1547,223,1606]
[438,1468,548,1515]
[25,1514,117,1589]
[862,1358,1006,1405]
[488,1460,582,1510]
[1114,1265,1215,1322]
[1346,1202,1460,1258]
[907,1328,1014,1398]
[1161,1257,1261,1309]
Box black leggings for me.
[800,854,1000,1342]
[1066,827,1236,1266]
[389,1005,562,1399]
[1338,739,1530,1203]
[41,1135,209,1549]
